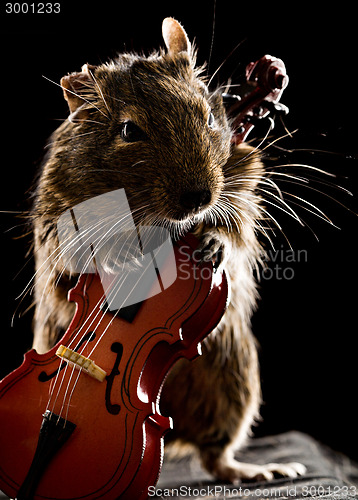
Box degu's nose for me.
[179,189,212,211]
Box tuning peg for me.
[263,101,289,116]
[222,93,241,110]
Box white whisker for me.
[42,75,109,119]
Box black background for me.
[1,1,357,462]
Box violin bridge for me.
[56,345,107,382]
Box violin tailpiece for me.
[16,410,76,500]
[56,345,107,382]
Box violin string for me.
[48,278,115,418]
[53,245,145,420]
[46,280,112,416]
[44,214,137,413]
[73,272,128,351]
[56,364,79,425]
[36,215,112,320]
[45,361,66,415]
[47,361,72,415]
[48,256,147,421]
[46,205,142,311]
[47,220,165,423]
[45,274,114,415]
[64,225,138,352]
[44,276,107,414]
[62,213,143,353]
[64,367,83,424]
[57,273,133,422]
[61,251,159,422]
[88,273,145,354]
[85,228,162,361]
[49,284,110,419]
[59,218,146,354]
[33,216,117,356]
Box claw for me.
[196,236,225,269]
[203,452,307,484]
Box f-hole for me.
[105,342,123,415]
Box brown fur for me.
[31,18,305,481]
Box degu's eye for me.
[207,112,215,128]
[121,121,147,143]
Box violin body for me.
[0,234,229,500]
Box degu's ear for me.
[162,18,191,56]
[60,63,96,119]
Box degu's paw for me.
[196,232,228,270]
[205,454,306,484]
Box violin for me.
[0,233,229,500]
[0,53,288,500]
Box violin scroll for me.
[246,54,289,95]
[223,54,289,144]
